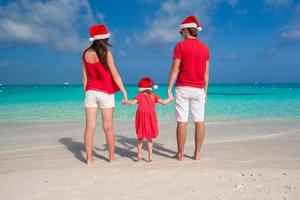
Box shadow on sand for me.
[59,135,177,163]
[59,138,109,163]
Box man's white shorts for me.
[175,86,206,122]
[84,90,115,109]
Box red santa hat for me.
[138,77,158,92]
[89,24,110,42]
[179,15,202,31]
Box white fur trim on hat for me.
[89,33,110,42]
[139,87,152,92]
[153,85,158,89]
[180,23,202,31]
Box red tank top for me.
[83,57,120,94]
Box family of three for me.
[82,15,210,165]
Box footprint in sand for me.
[255,185,270,193]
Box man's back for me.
[173,38,209,88]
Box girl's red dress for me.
[135,92,160,139]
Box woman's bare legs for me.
[137,139,143,161]
[84,107,98,166]
[147,139,153,162]
[100,108,115,162]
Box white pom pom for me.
[153,85,158,89]
[89,37,94,42]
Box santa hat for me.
[89,24,110,42]
[138,77,158,92]
[179,15,202,31]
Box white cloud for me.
[0,0,102,52]
[282,3,300,41]
[135,0,237,45]
[125,36,131,46]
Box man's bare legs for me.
[100,108,116,162]
[84,107,98,166]
[137,139,143,161]
[173,122,187,160]
[147,139,153,162]
[194,122,205,160]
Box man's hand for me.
[167,89,173,99]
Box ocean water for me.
[0,84,299,122]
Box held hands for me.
[167,89,173,99]
[122,99,127,105]
[122,91,128,105]
[168,95,174,101]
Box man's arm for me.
[167,59,181,98]
[204,60,210,98]
[158,96,174,105]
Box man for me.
[167,15,210,161]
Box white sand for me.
[0,119,299,200]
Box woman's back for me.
[83,50,119,94]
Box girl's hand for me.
[122,99,127,105]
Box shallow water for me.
[0,83,299,122]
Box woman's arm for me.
[157,96,174,105]
[123,99,138,106]
[167,59,180,98]
[82,62,87,91]
[107,51,127,100]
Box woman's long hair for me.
[83,39,111,70]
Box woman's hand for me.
[122,99,127,105]
[122,91,128,101]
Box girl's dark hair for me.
[83,39,112,70]
[187,28,198,37]
[142,89,155,102]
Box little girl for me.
[123,77,173,162]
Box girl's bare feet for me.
[172,153,183,161]
[109,156,116,163]
[193,153,201,160]
[136,157,142,162]
[148,154,153,162]
[86,159,94,166]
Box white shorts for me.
[175,86,206,122]
[84,90,115,109]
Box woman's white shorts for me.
[84,90,115,109]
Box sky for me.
[0,0,300,85]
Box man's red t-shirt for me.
[173,38,210,89]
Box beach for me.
[0,84,300,199]
[1,119,299,200]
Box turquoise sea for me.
[0,84,299,122]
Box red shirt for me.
[173,38,210,88]
[83,58,120,94]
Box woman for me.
[82,24,127,165]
